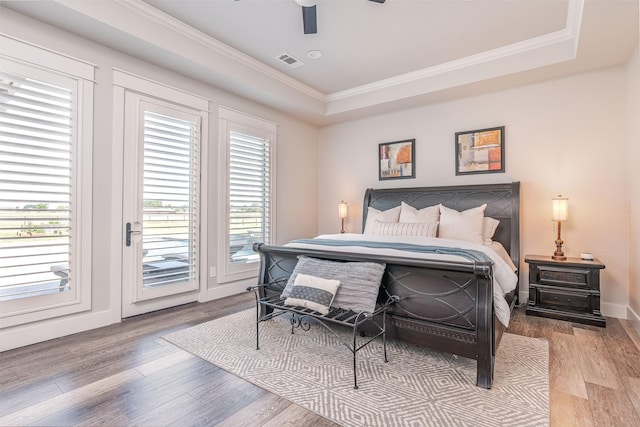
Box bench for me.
[247,280,398,389]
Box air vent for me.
[276,53,304,69]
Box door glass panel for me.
[142,111,197,289]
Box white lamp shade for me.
[552,196,568,221]
[294,0,316,7]
[338,201,348,219]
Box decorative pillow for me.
[399,202,440,223]
[281,256,386,314]
[284,273,340,315]
[438,204,487,244]
[483,217,500,244]
[363,205,401,235]
[373,220,438,238]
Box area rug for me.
[163,309,549,427]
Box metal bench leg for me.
[290,313,296,334]
[255,306,261,350]
[352,324,358,389]
[383,309,388,363]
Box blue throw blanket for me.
[289,239,494,264]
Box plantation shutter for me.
[142,110,199,287]
[0,70,74,300]
[228,130,270,264]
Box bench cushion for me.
[281,256,385,314]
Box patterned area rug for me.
[163,309,549,427]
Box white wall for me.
[628,45,640,330]
[319,66,631,318]
[0,7,318,349]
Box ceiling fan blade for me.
[368,0,386,3]
[302,5,317,34]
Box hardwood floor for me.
[507,309,640,427]
[1,294,639,426]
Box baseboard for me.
[628,305,640,335]
[0,309,118,352]
[200,279,254,302]
[518,291,528,307]
[600,302,628,319]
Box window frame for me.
[218,107,277,283]
[0,36,94,328]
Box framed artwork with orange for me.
[379,139,415,180]
[455,126,505,175]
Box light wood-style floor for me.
[1,293,639,426]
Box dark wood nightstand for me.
[525,255,606,327]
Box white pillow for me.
[373,220,439,237]
[363,205,401,234]
[284,273,340,315]
[483,217,500,244]
[438,204,487,244]
[399,201,440,223]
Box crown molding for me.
[112,0,326,101]
[50,0,585,122]
[327,0,584,103]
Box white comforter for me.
[285,233,518,327]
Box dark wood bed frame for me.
[253,182,520,389]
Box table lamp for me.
[338,201,348,233]
[552,195,568,260]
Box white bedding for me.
[285,233,518,327]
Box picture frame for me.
[455,126,505,175]
[379,139,415,180]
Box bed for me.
[253,182,520,389]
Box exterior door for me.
[121,92,201,317]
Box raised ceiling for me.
[146,0,569,94]
[2,0,638,125]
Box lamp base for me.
[553,238,566,260]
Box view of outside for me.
[0,71,73,301]
[1,74,271,301]
[228,130,271,264]
[140,111,198,288]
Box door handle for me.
[125,222,141,247]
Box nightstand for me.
[525,255,606,327]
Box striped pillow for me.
[373,220,438,237]
[284,273,340,315]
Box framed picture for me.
[455,126,505,175]
[379,139,415,180]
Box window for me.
[0,36,93,327]
[218,107,276,282]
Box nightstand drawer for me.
[537,288,590,310]
[534,265,590,289]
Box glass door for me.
[121,93,200,317]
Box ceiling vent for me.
[276,53,304,69]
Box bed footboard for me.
[253,242,497,388]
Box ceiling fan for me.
[294,0,386,35]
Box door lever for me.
[125,222,141,247]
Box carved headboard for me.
[362,182,521,271]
